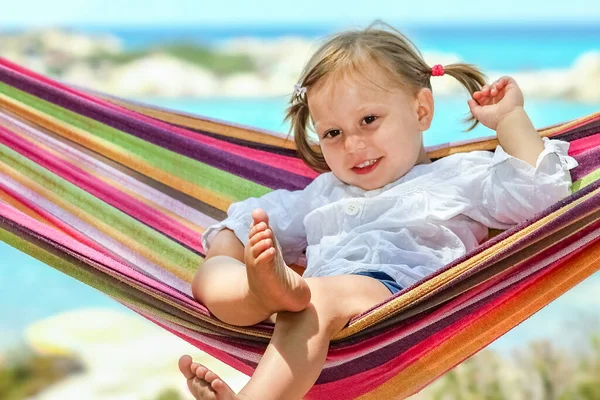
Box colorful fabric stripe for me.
[1,56,599,399]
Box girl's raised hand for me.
[467,76,525,131]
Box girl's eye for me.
[362,115,377,125]
[324,129,341,139]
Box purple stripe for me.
[0,210,209,315]
[0,65,311,191]
[319,296,493,383]
[571,145,600,181]
[391,177,600,301]
[167,123,301,158]
[347,179,600,332]
[318,220,600,383]
[553,118,600,142]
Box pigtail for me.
[284,97,330,173]
[438,63,487,131]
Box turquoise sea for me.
[1,24,599,355]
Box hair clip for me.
[294,83,307,97]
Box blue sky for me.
[2,0,600,27]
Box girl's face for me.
[307,65,433,191]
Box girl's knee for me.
[305,281,353,334]
[191,256,243,301]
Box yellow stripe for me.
[359,233,600,399]
[0,160,195,282]
[0,93,232,212]
[2,116,206,234]
[337,185,600,339]
[427,111,600,159]
[0,187,58,228]
[108,97,298,150]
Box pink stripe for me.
[323,218,600,369]
[148,315,255,377]
[0,57,317,178]
[309,232,600,399]
[0,125,204,253]
[0,181,115,258]
[0,172,192,294]
[0,111,217,229]
[0,201,206,312]
[568,133,600,156]
[423,114,600,154]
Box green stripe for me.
[571,168,600,192]
[0,144,201,274]
[0,81,271,202]
[0,226,225,336]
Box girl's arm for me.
[495,106,544,167]
[468,76,544,167]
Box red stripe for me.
[568,133,600,156]
[0,57,317,179]
[308,232,600,399]
[0,125,204,252]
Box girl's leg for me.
[192,256,273,326]
[192,209,311,326]
[181,275,391,400]
[239,275,390,399]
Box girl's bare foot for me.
[245,208,311,313]
[178,355,237,400]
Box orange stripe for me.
[0,93,232,212]
[359,235,600,399]
[109,98,298,150]
[339,185,600,338]
[2,121,207,234]
[0,187,55,227]
[427,111,600,159]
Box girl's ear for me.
[415,88,434,131]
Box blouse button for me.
[344,200,361,216]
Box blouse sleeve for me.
[201,173,330,265]
[461,137,579,229]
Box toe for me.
[248,228,271,246]
[204,370,220,383]
[255,246,276,264]
[178,355,196,380]
[195,364,209,380]
[190,376,216,396]
[252,238,272,258]
[252,208,270,226]
[190,362,200,375]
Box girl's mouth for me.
[351,157,382,174]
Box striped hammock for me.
[1,56,599,399]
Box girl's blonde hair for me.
[285,21,487,173]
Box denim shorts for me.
[351,270,403,295]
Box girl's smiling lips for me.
[351,157,382,174]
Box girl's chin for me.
[349,177,388,191]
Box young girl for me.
[178,23,578,400]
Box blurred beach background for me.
[1,0,600,399]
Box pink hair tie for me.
[431,64,444,77]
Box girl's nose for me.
[344,134,366,153]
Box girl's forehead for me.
[310,64,403,98]
[309,73,403,110]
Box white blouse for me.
[202,138,578,289]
